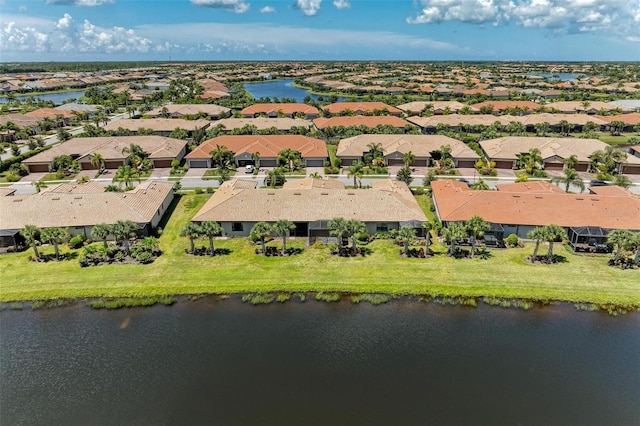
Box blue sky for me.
[1,0,639,62]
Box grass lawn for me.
[1,194,638,305]
[596,133,639,146]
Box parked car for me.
[589,179,609,187]
[245,165,254,174]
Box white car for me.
[245,165,254,174]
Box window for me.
[232,222,243,232]
[376,223,388,232]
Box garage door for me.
[456,160,476,168]
[105,160,124,169]
[260,159,278,167]
[622,165,640,174]
[574,163,588,172]
[154,160,172,168]
[544,162,564,171]
[28,164,49,173]
[494,161,514,169]
[306,159,325,167]
[387,159,404,166]
[188,159,209,168]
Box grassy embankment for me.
[0,194,638,306]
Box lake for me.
[529,73,585,81]
[0,90,86,105]
[244,79,348,103]
[1,298,638,425]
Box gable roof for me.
[186,135,327,159]
[313,116,410,130]
[479,136,614,162]
[192,178,427,223]
[241,103,319,116]
[0,181,174,231]
[322,102,402,115]
[213,117,311,131]
[147,104,230,117]
[396,101,477,114]
[336,134,479,159]
[103,118,210,132]
[471,101,541,112]
[431,179,640,231]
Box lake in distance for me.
[1,298,638,426]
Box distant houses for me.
[241,103,319,119]
[103,118,210,137]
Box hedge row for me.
[0,145,52,172]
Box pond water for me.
[1,298,638,425]
[244,79,348,103]
[529,73,585,81]
[0,90,86,105]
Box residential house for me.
[211,118,311,133]
[185,134,327,168]
[147,104,231,120]
[321,102,403,116]
[191,178,427,240]
[241,103,319,119]
[397,101,478,116]
[22,135,188,173]
[313,116,411,132]
[103,118,210,137]
[336,134,479,168]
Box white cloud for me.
[46,0,114,6]
[190,0,250,13]
[295,0,322,16]
[1,13,151,54]
[408,0,640,39]
[333,0,350,9]
[260,6,275,13]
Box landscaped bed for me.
[0,194,638,307]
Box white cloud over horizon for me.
[260,6,275,13]
[408,0,640,40]
[46,0,114,6]
[191,0,250,14]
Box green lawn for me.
[1,194,638,306]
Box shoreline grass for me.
[1,194,638,307]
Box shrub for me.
[206,187,214,193]
[311,241,326,249]
[135,251,154,264]
[316,292,341,303]
[505,233,520,248]
[68,234,86,249]
[413,186,424,195]
[194,187,203,194]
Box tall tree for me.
[112,220,138,255]
[347,161,365,188]
[40,227,70,260]
[442,222,467,256]
[199,221,222,256]
[90,152,105,173]
[396,166,413,185]
[543,224,567,261]
[250,222,272,254]
[397,226,416,257]
[607,229,633,263]
[552,168,585,193]
[91,223,112,249]
[20,224,41,259]
[180,222,202,254]
[328,217,349,249]
[527,227,546,260]
[402,150,416,167]
[422,220,433,252]
[590,146,627,175]
[121,143,148,169]
[113,165,141,189]
[210,144,234,170]
[466,216,489,259]
[347,219,366,252]
[273,220,295,252]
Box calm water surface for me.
[1,298,638,426]
[244,79,348,103]
[0,91,86,105]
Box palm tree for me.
[402,150,416,167]
[366,142,384,165]
[563,155,578,170]
[612,175,632,189]
[590,146,627,174]
[113,165,141,189]
[552,168,585,193]
[91,223,112,248]
[347,219,366,252]
[122,143,147,169]
[627,232,640,266]
[543,224,566,261]
[328,217,349,249]
[527,227,546,260]
[210,144,234,170]
[90,152,105,173]
[40,227,69,259]
[442,222,466,256]
[422,221,433,252]
[534,122,551,136]
[180,222,202,254]
[347,161,365,188]
[250,222,272,254]
[607,229,633,263]
[273,220,295,253]
[396,166,413,185]
[20,224,41,259]
[525,148,543,174]
[251,151,261,169]
[278,148,301,172]
[31,180,47,193]
[470,179,490,190]
[397,226,416,257]
[199,221,222,256]
[112,220,138,255]
[466,216,489,259]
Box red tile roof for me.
[472,101,541,112]
[432,179,640,230]
[322,102,402,115]
[186,135,328,159]
[313,115,410,129]
[241,103,319,116]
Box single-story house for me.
[313,116,412,132]
[397,101,478,116]
[478,136,640,173]
[191,178,427,240]
[545,101,632,115]
[22,135,188,173]
[241,103,319,119]
[471,101,541,114]
[0,114,41,133]
[595,113,640,133]
[431,180,640,239]
[185,134,327,168]
[336,134,479,168]
[210,118,311,133]
[103,118,210,137]
[321,102,403,116]
[0,181,174,249]
[147,104,231,120]
[54,103,100,119]
[24,108,76,126]
[630,145,640,160]
[407,114,512,133]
